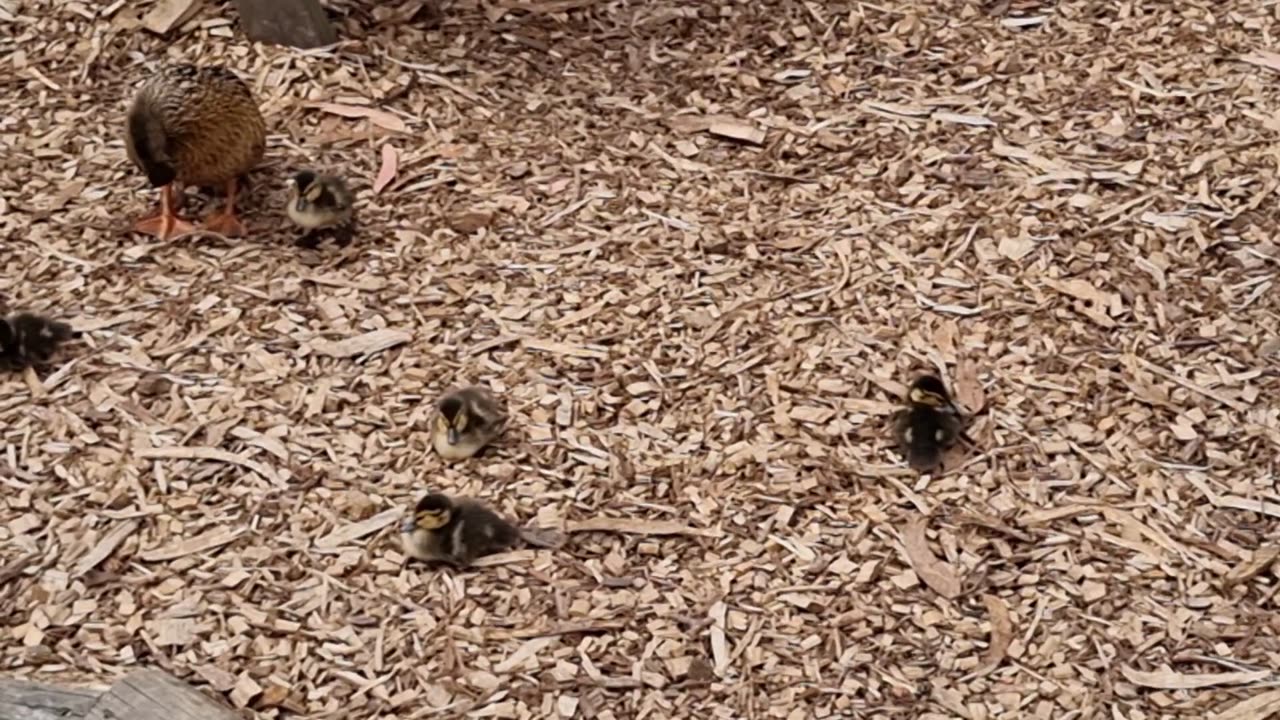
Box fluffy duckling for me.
[125,64,266,240]
[0,312,75,370]
[400,492,564,567]
[288,171,356,249]
[892,374,965,472]
[432,386,505,462]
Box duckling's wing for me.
[463,388,507,428]
[455,501,520,560]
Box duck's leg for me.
[132,184,195,241]
[204,178,248,237]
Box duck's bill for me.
[447,427,460,445]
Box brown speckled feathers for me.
[125,64,266,188]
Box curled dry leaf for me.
[1120,666,1271,690]
[901,517,962,599]
[316,102,409,133]
[975,594,1013,675]
[373,143,398,195]
[952,357,985,415]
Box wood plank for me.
[0,678,104,720]
[230,0,336,49]
[84,669,239,720]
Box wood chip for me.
[311,329,412,358]
[141,528,245,562]
[73,520,140,577]
[1121,667,1271,690]
[314,508,402,551]
[707,120,766,145]
[1210,690,1280,720]
[566,518,720,538]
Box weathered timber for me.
[231,0,337,49]
[0,669,240,720]
[0,678,104,720]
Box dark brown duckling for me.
[288,171,356,248]
[891,374,965,472]
[400,492,563,568]
[0,312,76,370]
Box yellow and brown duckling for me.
[432,386,506,462]
[0,312,76,371]
[892,374,965,472]
[288,171,356,249]
[125,64,266,240]
[400,492,564,567]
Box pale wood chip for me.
[141,528,245,562]
[311,329,412,359]
[566,518,720,538]
[1120,666,1271,690]
[314,508,402,551]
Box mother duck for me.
[125,64,266,240]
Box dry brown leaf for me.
[567,518,720,538]
[1120,666,1270,690]
[315,103,409,133]
[975,594,1013,675]
[952,357,984,415]
[1210,689,1280,720]
[373,143,398,194]
[312,329,412,358]
[900,517,962,599]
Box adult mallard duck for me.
[125,64,266,240]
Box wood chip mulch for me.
[2,1,1280,718]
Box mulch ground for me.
[2,0,1280,718]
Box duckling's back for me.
[126,65,266,188]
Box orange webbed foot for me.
[132,213,196,241]
[203,212,248,238]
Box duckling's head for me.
[291,171,321,210]
[401,493,454,534]
[435,395,470,446]
[907,374,952,408]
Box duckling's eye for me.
[935,429,947,442]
